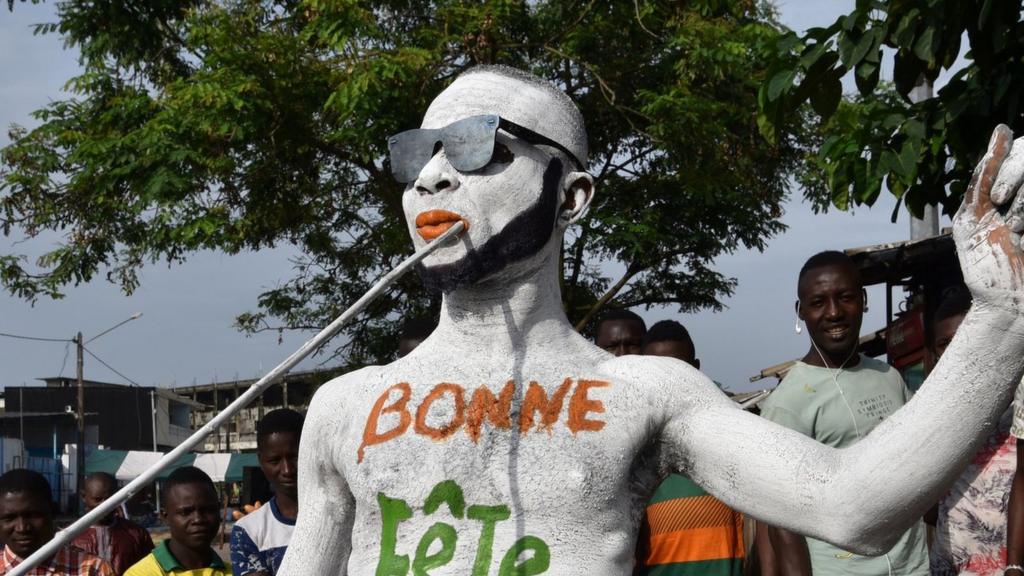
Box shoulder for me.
[117,518,153,540]
[857,355,899,375]
[593,355,727,424]
[305,365,390,425]
[123,552,160,576]
[71,526,98,549]
[231,516,259,546]
[311,365,384,400]
[233,500,284,542]
[763,363,819,404]
[853,355,908,390]
[597,354,715,391]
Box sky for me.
[0,1,958,393]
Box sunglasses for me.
[387,114,585,183]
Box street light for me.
[75,312,143,510]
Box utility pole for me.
[151,389,160,515]
[909,77,940,241]
[75,331,85,513]
[73,313,143,513]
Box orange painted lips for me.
[415,209,469,241]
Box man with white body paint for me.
[278,65,1024,575]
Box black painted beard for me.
[415,158,562,294]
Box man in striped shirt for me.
[637,320,744,576]
[0,468,113,575]
[73,472,154,574]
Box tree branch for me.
[573,263,641,332]
[565,225,589,313]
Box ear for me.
[558,171,594,228]
[794,299,803,320]
[693,358,701,370]
[862,288,868,307]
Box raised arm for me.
[609,304,1021,554]
[277,381,356,575]
[613,126,1024,555]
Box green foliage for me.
[758,0,1024,217]
[2,0,812,368]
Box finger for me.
[1007,179,1024,233]
[963,124,1013,221]
[991,136,1024,206]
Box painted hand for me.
[954,125,1024,309]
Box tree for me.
[758,0,1024,217]
[2,0,813,368]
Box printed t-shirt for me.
[637,474,744,575]
[1010,378,1024,440]
[230,497,295,575]
[123,540,228,576]
[930,404,1015,576]
[0,543,114,575]
[72,516,155,574]
[759,355,930,576]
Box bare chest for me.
[329,366,651,574]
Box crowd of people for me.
[606,250,1023,576]
[0,249,1019,575]
[0,407,303,576]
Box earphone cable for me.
[808,337,893,576]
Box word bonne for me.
[376,479,550,576]
[358,378,610,462]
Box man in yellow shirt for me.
[125,467,227,576]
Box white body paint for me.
[278,70,1024,575]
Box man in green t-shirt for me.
[760,250,929,576]
[125,467,228,576]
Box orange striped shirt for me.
[638,475,743,575]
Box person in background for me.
[636,320,744,576]
[125,467,226,576]
[397,317,436,358]
[594,308,646,356]
[929,287,1016,575]
[1003,305,1024,575]
[0,468,113,575]
[760,250,929,575]
[1010,393,1024,575]
[73,472,154,575]
[230,409,303,576]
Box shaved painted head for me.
[424,66,588,167]
[403,66,594,292]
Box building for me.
[174,367,342,451]
[1,378,202,511]
[4,377,203,452]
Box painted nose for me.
[414,153,461,195]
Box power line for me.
[58,342,70,377]
[81,346,141,387]
[0,332,71,343]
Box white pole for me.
[8,222,464,576]
[19,385,24,465]
[151,389,160,516]
[909,77,939,241]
